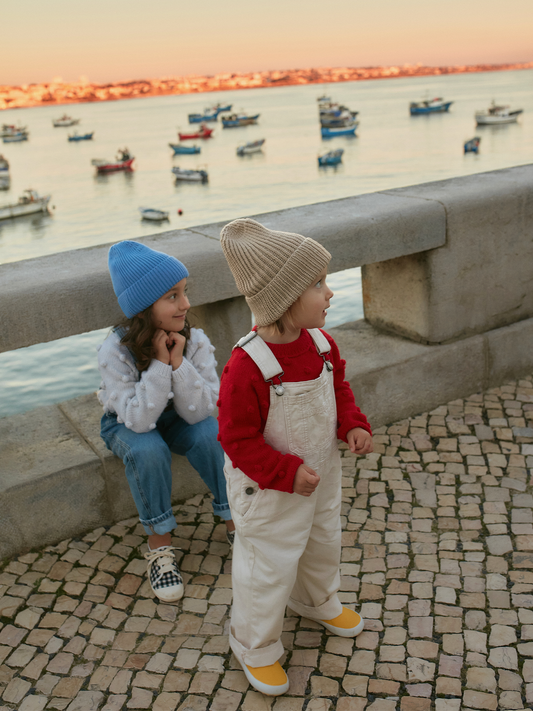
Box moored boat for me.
[321,123,358,138]
[236,139,265,156]
[0,190,51,220]
[475,102,523,125]
[53,115,81,127]
[221,114,260,128]
[3,132,28,143]
[172,166,208,182]
[464,137,481,154]
[0,154,9,190]
[188,111,219,123]
[0,124,28,138]
[318,148,344,166]
[178,125,214,140]
[169,143,201,154]
[139,207,170,222]
[319,101,358,128]
[410,97,453,115]
[68,132,94,141]
[91,148,134,173]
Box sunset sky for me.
[3,0,532,86]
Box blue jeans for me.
[100,410,231,535]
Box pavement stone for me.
[1,374,533,709]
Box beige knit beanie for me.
[220,218,331,326]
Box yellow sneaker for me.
[320,607,365,637]
[242,661,289,696]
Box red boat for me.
[91,148,135,173]
[178,124,213,140]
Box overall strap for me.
[234,331,284,382]
[307,328,331,354]
[307,328,334,372]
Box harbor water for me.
[1,69,532,417]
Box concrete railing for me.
[1,164,533,561]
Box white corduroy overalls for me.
[224,328,344,667]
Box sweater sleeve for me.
[170,329,219,424]
[218,352,303,493]
[97,334,172,433]
[323,331,372,440]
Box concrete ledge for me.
[330,316,533,427]
[2,315,533,562]
[0,188,445,353]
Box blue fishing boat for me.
[321,123,357,138]
[169,143,201,155]
[464,137,481,154]
[221,114,260,128]
[68,132,94,141]
[318,148,344,167]
[188,111,219,123]
[410,97,453,115]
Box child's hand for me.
[168,331,186,371]
[152,329,171,365]
[293,464,320,497]
[347,427,373,455]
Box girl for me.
[98,240,234,603]
[218,219,373,696]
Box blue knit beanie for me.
[108,240,189,318]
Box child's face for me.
[289,268,333,330]
[151,278,190,332]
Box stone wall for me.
[1,165,533,560]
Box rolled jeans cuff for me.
[288,593,343,622]
[212,502,232,521]
[230,631,284,668]
[139,509,177,536]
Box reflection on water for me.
[0,210,54,244]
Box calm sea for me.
[1,69,532,417]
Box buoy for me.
[178,209,183,215]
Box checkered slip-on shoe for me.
[144,545,184,602]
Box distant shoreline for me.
[1,61,532,111]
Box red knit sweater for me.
[217,328,371,493]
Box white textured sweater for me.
[97,328,219,433]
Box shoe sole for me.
[241,662,289,696]
[319,616,365,637]
[152,585,184,603]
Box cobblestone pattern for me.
[1,376,533,711]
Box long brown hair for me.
[115,306,191,373]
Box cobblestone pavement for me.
[2,375,533,711]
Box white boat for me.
[236,138,265,156]
[53,115,81,127]
[0,124,28,138]
[0,190,51,220]
[3,132,28,143]
[475,102,523,125]
[171,166,208,182]
[0,155,10,190]
[139,207,169,222]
